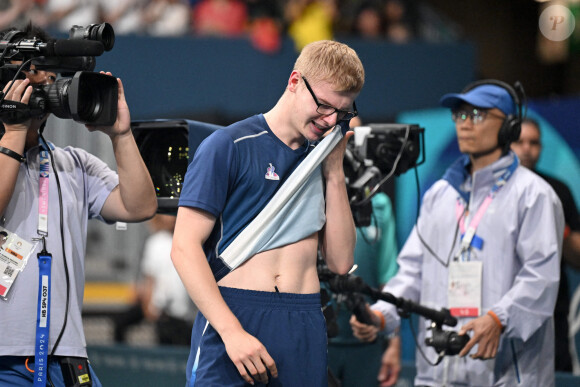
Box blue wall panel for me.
[92,35,475,122]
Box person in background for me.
[0,0,35,30]
[141,0,190,37]
[351,1,385,39]
[511,117,580,372]
[43,0,100,33]
[99,0,148,36]
[191,0,248,37]
[284,0,337,51]
[326,116,400,386]
[351,80,564,386]
[140,213,197,346]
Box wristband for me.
[373,310,386,331]
[564,224,571,239]
[487,310,503,330]
[0,145,25,162]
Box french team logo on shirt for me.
[265,163,279,180]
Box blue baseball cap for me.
[439,84,516,116]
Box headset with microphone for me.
[460,79,527,151]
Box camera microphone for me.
[41,39,105,57]
[3,39,105,57]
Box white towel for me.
[220,125,346,270]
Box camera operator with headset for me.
[351,80,564,386]
[0,23,157,386]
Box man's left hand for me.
[85,72,131,138]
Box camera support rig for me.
[318,263,469,358]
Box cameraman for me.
[327,117,401,387]
[0,24,157,386]
[351,80,564,386]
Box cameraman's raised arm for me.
[88,73,157,222]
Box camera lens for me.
[41,78,72,119]
[41,77,100,122]
[41,77,101,122]
[36,72,118,125]
[75,79,101,122]
[87,23,115,51]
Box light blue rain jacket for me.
[374,152,564,387]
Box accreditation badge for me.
[448,261,482,317]
[0,226,36,299]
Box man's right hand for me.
[222,328,278,385]
[350,304,381,342]
[2,78,33,132]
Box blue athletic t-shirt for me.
[179,114,313,280]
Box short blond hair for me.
[294,40,365,93]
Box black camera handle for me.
[332,273,471,358]
[375,291,458,328]
[321,269,458,328]
[318,265,471,362]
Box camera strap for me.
[0,99,43,125]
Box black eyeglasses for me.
[302,76,358,121]
[451,108,505,125]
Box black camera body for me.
[0,23,117,125]
[349,124,425,178]
[345,124,425,227]
[425,322,470,356]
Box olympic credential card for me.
[0,227,36,298]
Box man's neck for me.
[469,147,503,174]
[264,104,306,150]
[25,130,40,151]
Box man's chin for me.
[520,160,536,169]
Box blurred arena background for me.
[14,0,580,385]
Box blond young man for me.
[172,40,364,386]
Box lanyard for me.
[455,157,518,260]
[34,146,52,386]
[34,247,52,387]
[38,148,50,236]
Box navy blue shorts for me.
[186,286,328,387]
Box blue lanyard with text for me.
[456,157,518,261]
[34,146,51,387]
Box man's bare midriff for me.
[217,232,321,294]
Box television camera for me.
[0,23,118,126]
[345,124,424,227]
